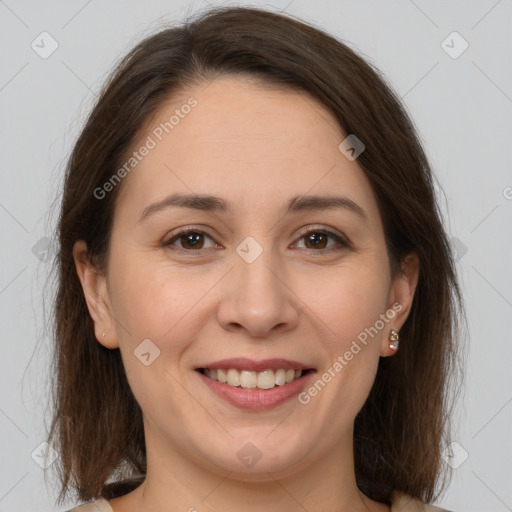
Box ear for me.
[380,252,420,357]
[73,240,119,349]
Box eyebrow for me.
[138,192,368,223]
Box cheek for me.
[297,271,389,430]
[108,257,206,422]
[314,265,391,409]
[300,262,390,351]
[108,252,210,342]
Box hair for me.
[46,4,464,507]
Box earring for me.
[389,329,399,350]
[102,330,106,337]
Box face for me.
[75,75,417,480]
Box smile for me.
[198,367,310,390]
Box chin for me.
[194,432,316,479]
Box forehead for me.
[115,75,381,225]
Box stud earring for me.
[102,330,106,337]
[389,329,399,350]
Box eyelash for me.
[162,226,350,255]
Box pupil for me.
[179,232,328,250]
[184,233,202,248]
[308,233,326,248]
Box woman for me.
[47,5,463,512]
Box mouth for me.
[196,367,315,390]
[195,358,317,410]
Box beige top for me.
[68,493,452,511]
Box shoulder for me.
[66,498,113,512]
[391,492,453,512]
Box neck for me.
[111,424,389,512]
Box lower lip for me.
[197,370,315,411]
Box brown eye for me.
[303,232,328,249]
[294,229,350,252]
[178,232,205,250]
[164,229,217,252]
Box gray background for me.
[0,0,511,511]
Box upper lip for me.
[196,358,314,372]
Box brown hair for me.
[46,5,464,507]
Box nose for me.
[216,245,299,338]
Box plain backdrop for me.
[0,1,511,511]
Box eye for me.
[293,228,350,252]
[163,228,219,252]
[163,226,350,255]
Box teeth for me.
[275,369,286,386]
[227,368,240,387]
[202,368,305,389]
[240,370,257,388]
[257,370,275,390]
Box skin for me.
[74,75,419,512]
